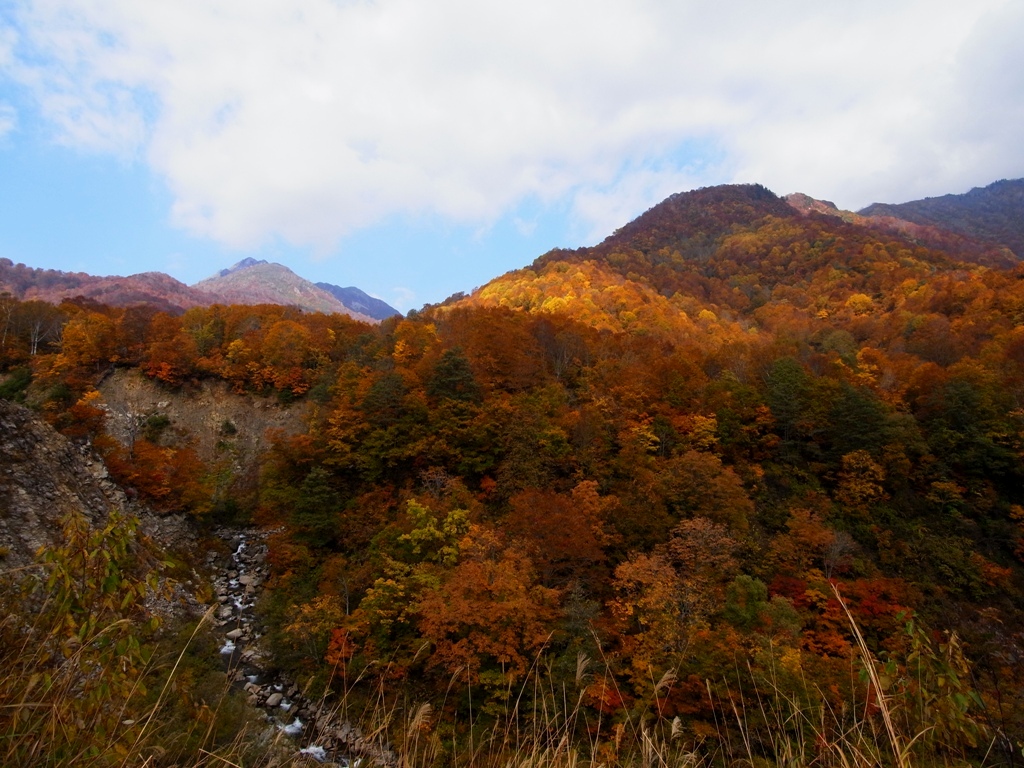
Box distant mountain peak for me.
[0,256,390,322]
[215,257,269,278]
[193,260,376,322]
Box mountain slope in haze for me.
[192,260,376,322]
[0,256,389,322]
[858,178,1024,259]
[315,282,400,321]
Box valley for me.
[1,179,1024,767]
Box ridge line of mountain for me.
[2,178,1021,321]
[0,257,400,322]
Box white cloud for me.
[571,159,721,245]
[4,0,1021,248]
[932,1,1024,193]
[2,3,150,153]
[0,103,15,137]
[0,27,17,137]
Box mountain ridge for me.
[595,182,798,256]
[0,258,215,313]
[0,256,397,322]
[784,182,1022,268]
[214,257,268,278]
[3,178,1021,324]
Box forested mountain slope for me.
[786,191,1019,269]
[466,183,1016,341]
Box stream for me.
[206,529,396,767]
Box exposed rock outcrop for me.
[0,398,126,566]
[0,397,197,569]
[96,369,309,471]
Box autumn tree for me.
[504,481,612,587]
[417,524,560,690]
[291,466,344,545]
[657,450,754,532]
[427,347,481,403]
[610,552,688,685]
[51,308,117,378]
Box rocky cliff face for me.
[0,398,197,569]
[0,399,127,566]
[96,368,309,474]
[0,367,309,573]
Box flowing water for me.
[206,529,396,767]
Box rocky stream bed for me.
[206,529,397,767]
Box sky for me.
[0,1,1022,311]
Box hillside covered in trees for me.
[2,182,1024,767]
